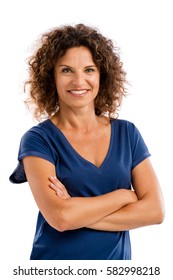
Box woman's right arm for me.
[23,156,137,232]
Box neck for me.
[53,106,99,131]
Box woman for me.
[10,24,164,260]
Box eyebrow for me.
[58,64,97,68]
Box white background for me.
[0,0,172,278]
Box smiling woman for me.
[9,23,164,260]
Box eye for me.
[62,68,72,73]
[85,68,95,73]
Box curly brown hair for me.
[25,23,127,121]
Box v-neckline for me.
[47,119,114,172]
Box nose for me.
[71,72,85,87]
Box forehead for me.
[57,46,94,64]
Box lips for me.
[67,89,89,96]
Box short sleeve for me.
[129,123,151,169]
[9,129,56,184]
[18,130,55,163]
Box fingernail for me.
[57,188,63,196]
[50,183,55,188]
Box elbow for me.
[155,207,165,224]
[49,217,70,232]
[55,224,69,233]
[53,219,68,232]
[48,208,73,232]
[143,194,165,225]
[153,203,165,225]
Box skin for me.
[23,46,165,232]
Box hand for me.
[49,176,71,199]
[128,189,138,203]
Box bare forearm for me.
[58,189,137,231]
[88,159,165,232]
[88,195,164,232]
[87,202,145,232]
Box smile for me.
[68,90,88,96]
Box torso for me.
[17,118,150,260]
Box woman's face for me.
[54,46,100,112]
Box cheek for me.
[55,77,67,93]
[90,75,100,90]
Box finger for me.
[49,183,65,198]
[49,177,71,199]
[49,183,70,199]
[49,176,68,193]
[49,182,58,192]
[56,188,65,198]
[49,176,61,185]
[56,188,70,199]
[49,176,65,189]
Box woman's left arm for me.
[88,158,165,231]
[50,158,165,231]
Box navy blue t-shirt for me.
[10,119,151,260]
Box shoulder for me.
[111,118,144,143]
[25,119,51,134]
[21,120,52,142]
[111,118,136,131]
[18,119,58,164]
[19,119,55,157]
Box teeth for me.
[70,90,87,95]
